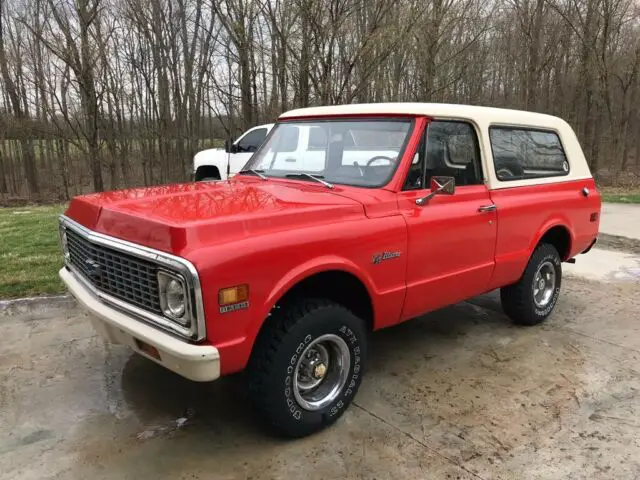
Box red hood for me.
[64,178,365,255]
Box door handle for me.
[478,204,497,212]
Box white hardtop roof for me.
[279,103,569,130]
[278,102,591,188]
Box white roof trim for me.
[280,103,562,128]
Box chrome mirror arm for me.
[415,178,454,206]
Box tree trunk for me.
[0,3,39,195]
[298,3,310,107]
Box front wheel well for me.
[270,270,374,331]
[195,165,221,181]
[538,225,572,261]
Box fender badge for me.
[219,301,249,314]
[372,251,401,264]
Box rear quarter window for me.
[489,127,569,181]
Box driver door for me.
[398,120,497,320]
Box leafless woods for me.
[0,0,639,201]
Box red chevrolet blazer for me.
[59,103,600,437]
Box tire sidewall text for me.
[281,315,364,425]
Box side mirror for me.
[416,176,455,206]
[225,139,238,153]
[430,176,455,195]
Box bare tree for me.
[1,0,640,200]
[0,0,38,194]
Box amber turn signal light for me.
[219,285,249,306]
[135,339,160,360]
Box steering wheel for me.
[365,156,394,168]
[496,164,524,180]
[496,167,516,179]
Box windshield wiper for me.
[286,173,334,189]
[239,169,268,180]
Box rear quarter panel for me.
[488,179,600,289]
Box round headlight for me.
[158,271,189,325]
[165,278,186,318]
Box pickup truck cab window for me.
[404,120,483,190]
[244,118,414,187]
[237,127,268,152]
[490,127,569,181]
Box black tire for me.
[500,243,562,326]
[247,298,367,438]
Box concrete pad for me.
[564,248,640,282]
[600,203,640,240]
[2,276,640,479]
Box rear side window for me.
[489,127,569,181]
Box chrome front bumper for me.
[60,267,220,382]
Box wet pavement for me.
[600,203,640,240]
[2,272,640,479]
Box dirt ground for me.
[1,264,639,480]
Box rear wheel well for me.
[271,271,374,331]
[195,165,221,181]
[538,226,571,260]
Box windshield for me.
[242,118,414,187]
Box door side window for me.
[403,121,483,190]
[237,128,268,152]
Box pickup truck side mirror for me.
[415,176,455,206]
[225,139,238,154]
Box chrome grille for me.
[66,228,161,314]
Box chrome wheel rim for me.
[533,261,556,308]
[293,334,350,411]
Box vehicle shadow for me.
[367,292,509,371]
[117,292,509,439]
[119,353,262,438]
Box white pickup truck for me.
[193,122,402,181]
[193,124,274,181]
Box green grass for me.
[0,205,66,299]
[601,193,640,204]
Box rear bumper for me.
[60,267,220,382]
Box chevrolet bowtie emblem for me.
[84,258,101,278]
